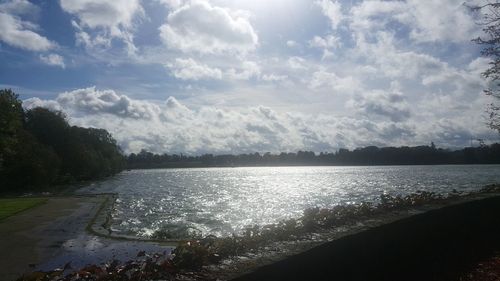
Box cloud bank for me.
[23,87,496,154]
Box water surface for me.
[78,165,500,238]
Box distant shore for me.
[127,144,500,170]
[127,162,500,170]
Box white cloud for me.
[166,58,260,81]
[168,58,223,80]
[354,31,447,80]
[308,34,341,59]
[288,56,307,70]
[159,1,258,54]
[156,0,184,9]
[348,0,478,43]
[226,61,260,80]
[60,0,141,31]
[262,74,288,82]
[71,21,111,49]
[39,53,65,68]
[0,1,54,51]
[24,87,496,154]
[309,69,361,94]
[286,40,298,48]
[309,35,340,49]
[60,0,143,53]
[406,0,478,43]
[315,0,343,30]
[23,97,62,112]
[0,0,39,15]
[56,87,161,119]
[349,0,407,33]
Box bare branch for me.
[473,1,500,133]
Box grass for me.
[0,198,47,221]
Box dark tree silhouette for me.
[126,144,500,169]
[0,89,23,158]
[0,89,125,192]
[473,2,500,133]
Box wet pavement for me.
[0,195,172,281]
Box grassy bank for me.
[0,198,47,221]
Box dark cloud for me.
[354,91,411,122]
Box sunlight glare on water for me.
[78,165,500,238]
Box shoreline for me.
[86,193,184,244]
[231,194,500,281]
[3,190,500,280]
[0,194,172,281]
[197,191,500,280]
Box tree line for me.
[0,89,125,192]
[127,143,500,169]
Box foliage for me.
[0,89,125,192]
[2,130,61,188]
[0,198,47,220]
[472,2,500,133]
[172,240,210,269]
[0,89,24,155]
[16,252,179,281]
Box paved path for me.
[0,196,104,280]
[0,195,170,281]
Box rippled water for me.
[78,165,500,238]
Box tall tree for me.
[0,89,125,192]
[0,90,61,190]
[0,89,24,159]
[473,2,500,133]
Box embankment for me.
[232,195,500,281]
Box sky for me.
[0,0,498,154]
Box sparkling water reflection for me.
[78,165,500,238]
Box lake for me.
[77,165,500,238]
